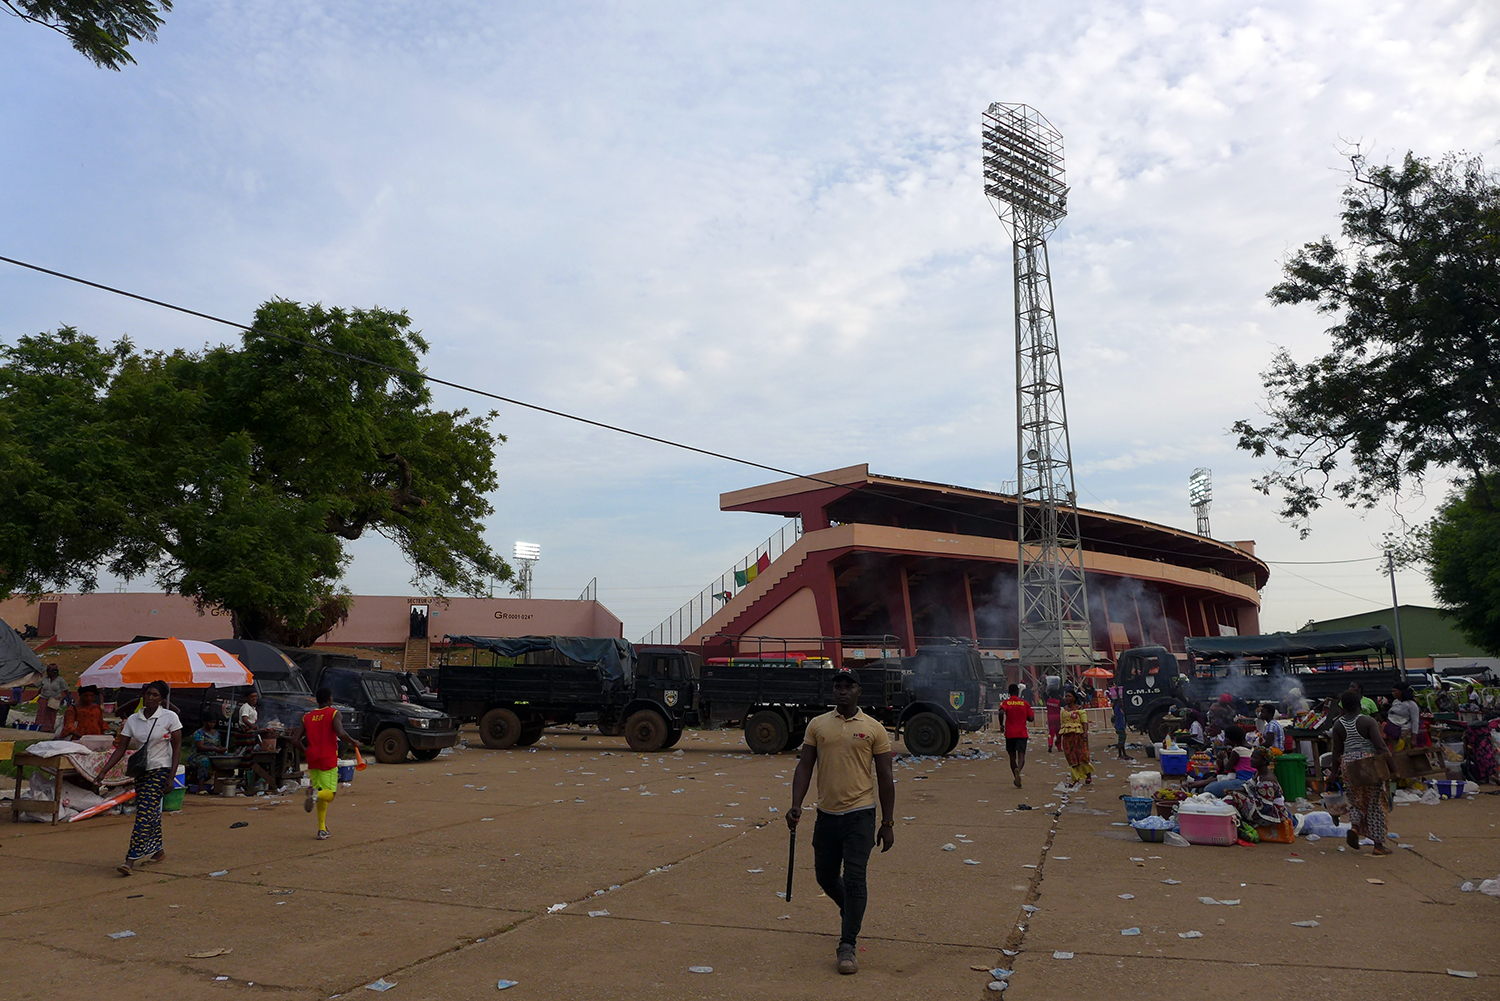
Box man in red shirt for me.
[1000,684,1035,788]
[292,687,354,841]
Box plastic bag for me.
[1420,787,1441,806]
[1163,832,1191,848]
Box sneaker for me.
[304,785,315,813]
[836,944,857,975]
[317,829,331,841]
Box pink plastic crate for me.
[1178,811,1237,846]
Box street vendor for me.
[1207,693,1237,735]
[184,704,229,793]
[1185,725,1254,797]
[60,685,107,739]
[1256,703,1285,752]
[237,690,262,732]
[1222,748,1293,830]
[35,664,66,732]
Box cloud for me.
[2,0,1495,638]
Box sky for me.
[3,1,1497,641]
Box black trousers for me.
[811,807,876,947]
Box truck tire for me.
[660,727,684,749]
[598,721,624,738]
[903,712,952,757]
[479,707,524,749]
[516,721,545,746]
[373,728,410,764]
[412,748,441,761]
[943,723,961,755]
[1145,710,1173,745]
[624,710,669,752]
[744,711,789,754]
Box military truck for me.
[1117,626,1403,742]
[699,641,988,756]
[438,636,699,752]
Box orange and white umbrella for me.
[79,637,253,689]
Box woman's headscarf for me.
[144,679,170,699]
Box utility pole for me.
[1387,551,1407,679]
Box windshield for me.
[257,675,311,695]
[364,677,403,703]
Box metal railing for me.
[640,519,802,645]
[577,577,598,602]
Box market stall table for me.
[10,752,74,825]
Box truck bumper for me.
[408,730,459,751]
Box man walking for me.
[291,687,354,841]
[1000,684,1034,787]
[787,668,896,975]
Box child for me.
[1045,691,1062,753]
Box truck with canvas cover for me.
[438,636,698,752]
[1117,627,1402,742]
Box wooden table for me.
[10,752,75,825]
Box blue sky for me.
[3,1,1497,640]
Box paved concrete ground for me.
[2,726,1496,1000]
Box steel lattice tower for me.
[982,102,1093,682]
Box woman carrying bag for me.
[96,680,183,875]
[1330,689,1395,857]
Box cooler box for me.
[172,765,186,790]
[1179,811,1237,846]
[337,758,356,783]
[1273,753,1307,801]
[1159,749,1188,776]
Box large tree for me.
[1,302,513,644]
[1233,151,1500,535]
[4,0,173,70]
[1423,475,1500,655]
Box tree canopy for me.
[0,302,512,643]
[1233,151,1500,535]
[4,0,173,70]
[1424,475,1500,655]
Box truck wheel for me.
[412,748,441,761]
[598,721,624,738]
[1145,710,1173,745]
[660,727,683,749]
[903,712,951,757]
[516,722,545,746]
[479,708,523,749]
[373,728,410,764]
[624,710,669,752]
[943,724,961,755]
[744,711,789,754]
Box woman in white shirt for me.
[96,680,183,875]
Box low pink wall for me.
[36,593,622,645]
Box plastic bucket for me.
[162,788,186,812]
[337,759,356,783]
[1121,795,1153,822]
[1273,753,1307,801]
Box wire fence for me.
[576,577,598,602]
[640,519,802,645]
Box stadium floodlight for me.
[1189,468,1212,537]
[984,102,1091,681]
[512,541,541,599]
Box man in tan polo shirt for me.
[787,668,896,975]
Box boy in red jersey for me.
[1000,684,1035,788]
[292,687,354,840]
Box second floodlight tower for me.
[982,102,1093,684]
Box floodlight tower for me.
[982,102,1093,683]
[1190,468,1213,537]
[513,541,541,600]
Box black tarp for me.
[211,639,299,678]
[1187,626,1395,660]
[0,618,46,687]
[446,635,633,685]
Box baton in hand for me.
[785,828,797,903]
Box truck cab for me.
[1115,645,1184,742]
[314,665,459,764]
[634,646,701,740]
[886,641,990,756]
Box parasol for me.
[1081,666,1115,679]
[79,638,253,689]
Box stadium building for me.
[650,465,1268,667]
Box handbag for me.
[126,715,160,779]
